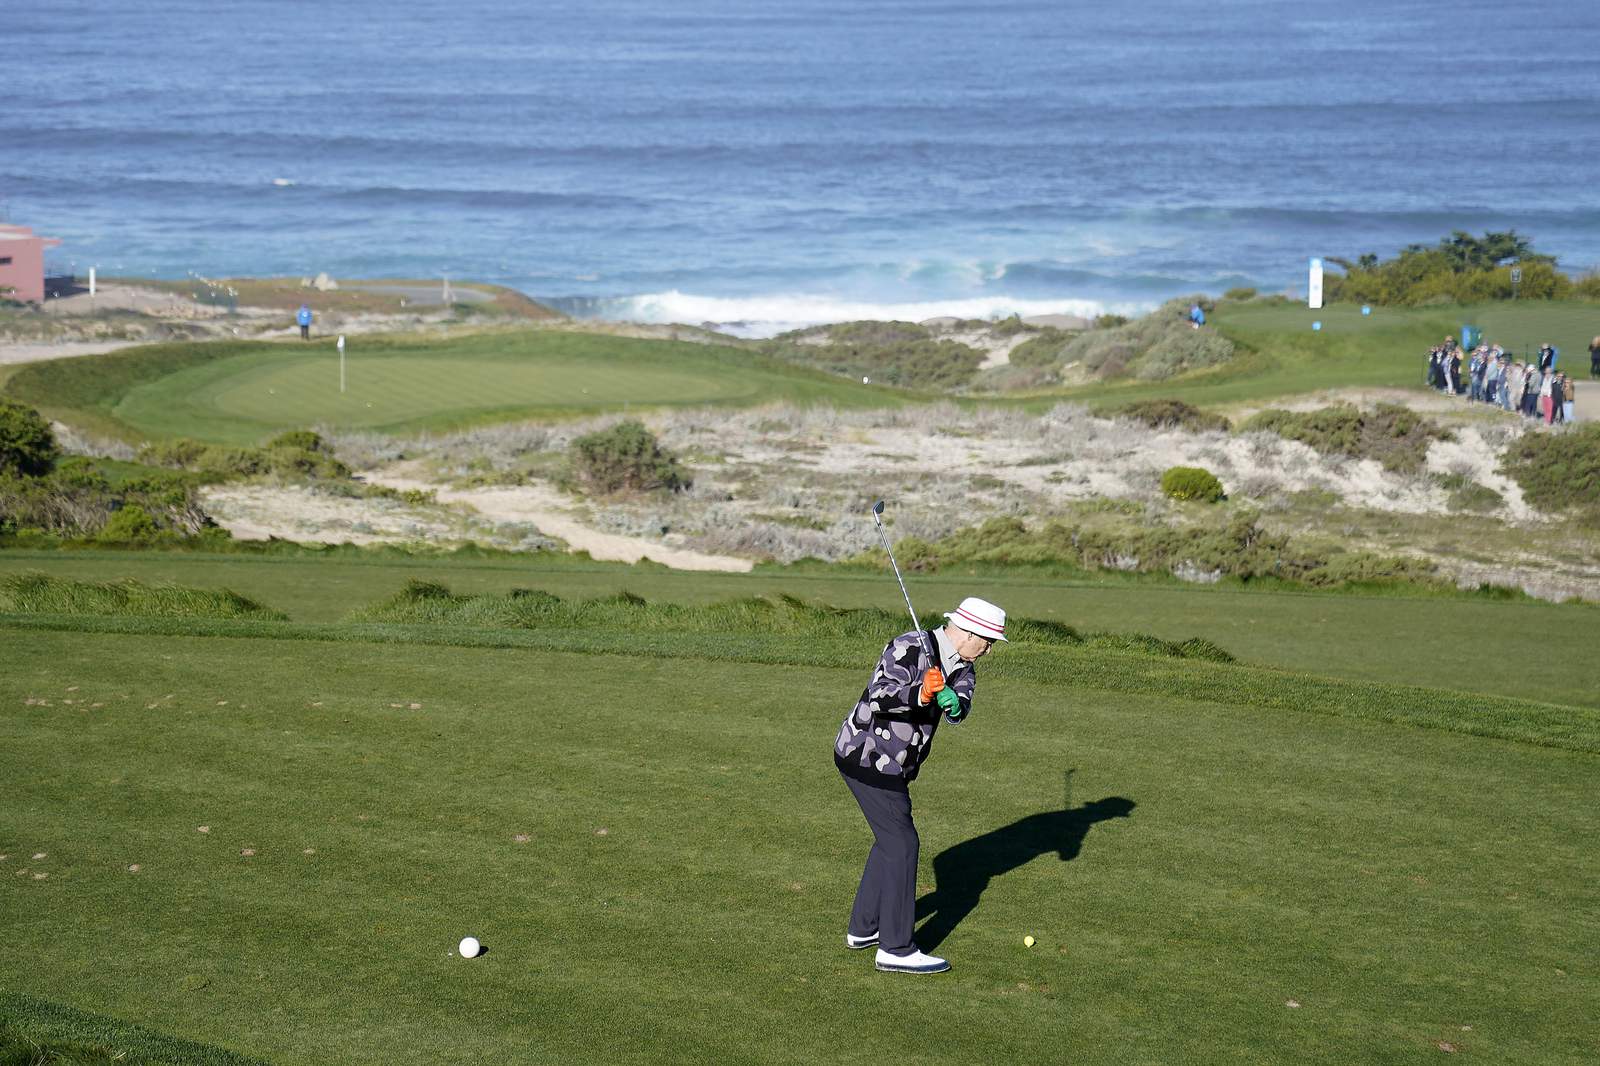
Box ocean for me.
[6,0,1598,335]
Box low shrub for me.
[567,421,689,495]
[1323,230,1575,306]
[97,504,161,543]
[137,435,349,481]
[0,459,214,538]
[1500,423,1600,524]
[1239,403,1451,474]
[1161,466,1225,502]
[1007,329,1070,370]
[849,512,1445,592]
[0,399,58,476]
[1110,399,1231,433]
[1222,287,1258,301]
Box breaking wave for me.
[561,291,1153,338]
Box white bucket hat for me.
[945,596,1008,642]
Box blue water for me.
[6,0,1599,333]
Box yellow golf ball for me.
[1023,935,1035,947]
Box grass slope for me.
[1023,299,1598,410]
[2,331,901,445]
[2,627,1596,1064]
[0,550,1592,710]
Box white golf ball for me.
[862,376,870,384]
[458,936,482,958]
[1023,935,1035,947]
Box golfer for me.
[834,596,1006,974]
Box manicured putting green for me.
[104,332,889,443]
[193,356,742,422]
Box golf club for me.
[870,500,937,664]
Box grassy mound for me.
[1025,297,1234,382]
[347,582,1234,662]
[0,571,285,621]
[762,321,984,389]
[1238,403,1451,475]
[1105,398,1231,433]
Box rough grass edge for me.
[0,992,268,1066]
[3,613,1596,755]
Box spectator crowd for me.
[1426,336,1578,423]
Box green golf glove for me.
[935,687,962,720]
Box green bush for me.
[1109,399,1231,433]
[0,399,57,477]
[1322,230,1581,306]
[568,421,689,495]
[1500,423,1600,524]
[1161,466,1225,502]
[1007,329,1070,370]
[97,504,161,543]
[1222,287,1258,301]
[267,429,332,453]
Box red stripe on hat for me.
[954,607,1003,633]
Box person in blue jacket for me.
[1189,302,1205,329]
[297,304,313,340]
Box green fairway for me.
[3,614,1596,1065]
[3,330,899,445]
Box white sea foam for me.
[597,291,1148,338]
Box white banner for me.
[1308,258,1324,310]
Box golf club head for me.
[871,499,885,517]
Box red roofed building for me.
[0,224,63,304]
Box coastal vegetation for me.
[1500,422,1600,524]
[1324,229,1600,306]
[762,320,986,388]
[851,512,1444,591]
[1237,404,1451,475]
[565,420,690,496]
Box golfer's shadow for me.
[914,796,1136,952]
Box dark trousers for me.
[840,770,919,956]
[300,324,310,340]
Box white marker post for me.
[88,267,96,299]
[338,335,346,394]
[1308,258,1324,310]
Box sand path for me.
[362,469,753,572]
[0,340,145,366]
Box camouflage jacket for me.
[834,628,976,788]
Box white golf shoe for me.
[874,948,950,974]
[845,931,879,950]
